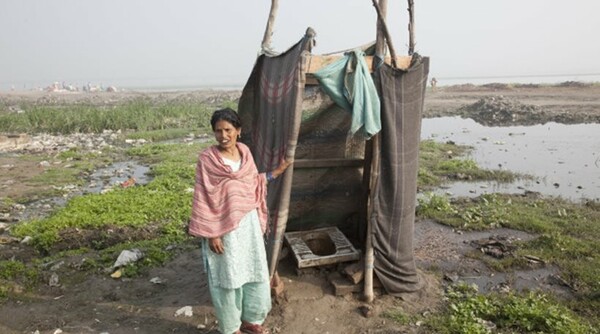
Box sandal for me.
[240,322,270,334]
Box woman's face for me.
[213,119,241,150]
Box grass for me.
[0,260,40,299]
[9,141,209,278]
[420,283,597,334]
[124,128,202,142]
[417,140,519,188]
[0,99,217,134]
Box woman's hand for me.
[209,237,224,254]
[272,158,293,179]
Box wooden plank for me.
[305,55,411,85]
[306,55,412,74]
[293,158,364,169]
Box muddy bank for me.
[2,83,600,126]
[0,90,242,109]
[424,84,600,125]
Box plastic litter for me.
[112,249,144,268]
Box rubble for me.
[458,96,544,126]
[0,131,119,153]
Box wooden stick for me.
[268,53,309,279]
[364,0,387,304]
[371,0,397,68]
[374,0,388,63]
[364,134,380,303]
[407,0,416,55]
[261,0,280,51]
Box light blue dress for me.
[200,156,271,334]
[201,208,269,289]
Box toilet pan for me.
[284,227,360,268]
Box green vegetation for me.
[124,128,202,142]
[0,260,40,298]
[0,99,216,134]
[10,141,209,277]
[418,140,518,188]
[423,283,596,334]
[24,148,118,199]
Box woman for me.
[189,108,291,334]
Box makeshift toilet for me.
[284,227,360,268]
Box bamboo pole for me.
[364,134,380,303]
[267,52,309,280]
[371,0,397,68]
[407,0,416,55]
[364,0,387,304]
[261,0,280,52]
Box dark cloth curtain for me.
[372,55,429,294]
[237,33,314,275]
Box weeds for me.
[0,260,39,298]
[0,99,216,134]
[425,283,596,334]
[9,141,209,279]
[124,128,201,142]
[418,140,519,189]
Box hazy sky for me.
[1,0,599,90]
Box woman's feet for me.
[240,321,269,334]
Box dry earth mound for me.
[458,96,545,126]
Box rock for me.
[0,222,10,233]
[112,249,144,268]
[49,273,60,287]
[359,304,374,318]
[174,306,193,317]
[342,260,365,284]
[150,277,165,284]
[443,273,459,282]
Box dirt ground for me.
[1,83,599,334]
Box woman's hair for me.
[210,108,242,131]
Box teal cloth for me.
[313,50,381,138]
[208,279,271,334]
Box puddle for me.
[87,161,151,193]
[459,267,571,296]
[415,219,572,296]
[421,117,600,201]
[16,161,151,221]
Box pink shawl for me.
[188,142,268,238]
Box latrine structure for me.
[237,0,429,300]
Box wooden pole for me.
[374,0,388,64]
[371,0,397,68]
[364,134,380,304]
[364,0,386,304]
[267,53,309,280]
[407,0,416,55]
[261,0,280,51]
